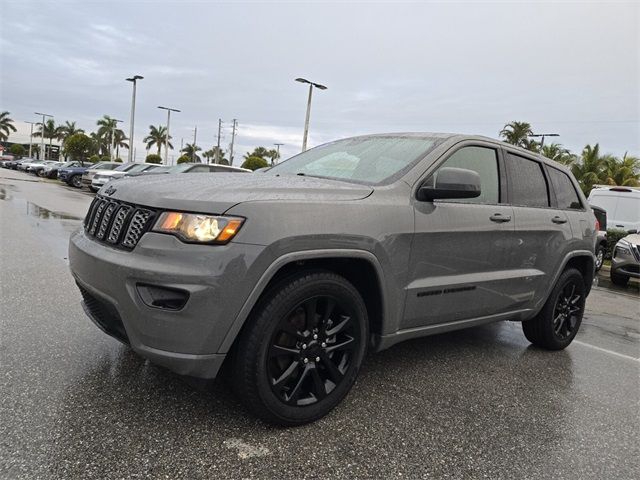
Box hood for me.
[101,173,373,213]
[60,166,87,173]
[621,234,640,246]
[95,170,125,178]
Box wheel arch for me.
[218,249,387,353]
[540,251,595,310]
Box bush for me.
[241,156,269,171]
[177,155,191,164]
[9,144,25,157]
[114,157,123,163]
[100,156,111,163]
[88,154,100,163]
[146,154,163,164]
[605,229,630,259]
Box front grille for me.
[84,196,156,250]
[633,245,640,262]
[78,283,129,343]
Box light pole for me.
[192,126,197,163]
[530,133,559,151]
[157,106,180,165]
[34,112,53,160]
[295,78,327,151]
[111,119,124,160]
[25,121,38,158]
[125,75,143,163]
[274,143,284,165]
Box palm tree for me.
[96,115,121,157]
[541,143,576,166]
[58,121,85,144]
[33,119,61,160]
[571,144,607,195]
[602,153,640,187]
[181,143,202,162]
[89,131,109,156]
[112,129,129,160]
[243,146,270,161]
[0,111,17,141]
[499,121,533,148]
[144,125,172,156]
[203,146,227,164]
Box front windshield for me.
[268,136,440,184]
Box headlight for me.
[152,212,244,244]
[614,240,632,256]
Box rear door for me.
[503,151,573,308]
[403,143,516,329]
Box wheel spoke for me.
[310,366,327,400]
[320,353,343,383]
[304,298,318,330]
[326,335,355,353]
[272,360,300,387]
[286,364,310,403]
[320,297,336,325]
[280,322,305,340]
[554,314,565,334]
[326,315,351,337]
[569,294,581,306]
[269,344,300,358]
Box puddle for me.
[0,186,12,200]
[26,202,82,220]
[593,274,640,295]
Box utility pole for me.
[25,121,38,158]
[229,119,237,166]
[274,143,284,165]
[192,126,198,163]
[125,75,143,163]
[216,119,222,164]
[34,112,53,160]
[157,106,180,165]
[530,133,560,151]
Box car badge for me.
[104,185,117,196]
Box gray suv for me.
[69,133,597,425]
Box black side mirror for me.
[628,229,638,234]
[417,167,482,201]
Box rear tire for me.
[231,270,368,426]
[610,271,629,287]
[522,268,585,350]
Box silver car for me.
[610,234,640,286]
[69,133,597,425]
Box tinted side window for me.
[433,146,500,204]
[505,153,549,207]
[548,168,582,210]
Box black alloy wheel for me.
[552,281,582,340]
[71,175,82,188]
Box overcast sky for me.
[1,0,638,163]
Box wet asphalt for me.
[1,169,639,479]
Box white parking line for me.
[573,340,640,363]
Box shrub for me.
[64,133,93,162]
[88,154,101,163]
[100,156,111,163]
[177,155,191,164]
[605,229,631,259]
[241,156,269,171]
[146,154,163,164]
[9,144,25,157]
[114,157,123,163]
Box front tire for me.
[231,271,368,426]
[522,268,586,350]
[610,270,629,287]
[70,175,82,188]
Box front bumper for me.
[611,244,640,278]
[69,228,268,378]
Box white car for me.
[91,163,160,192]
[17,159,43,171]
[588,186,640,232]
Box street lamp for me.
[111,119,124,160]
[273,143,284,165]
[125,75,143,162]
[530,133,559,150]
[295,77,327,151]
[34,112,53,160]
[25,121,38,158]
[157,106,180,165]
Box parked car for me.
[16,159,43,171]
[591,205,607,271]
[29,160,60,176]
[2,159,24,170]
[610,234,640,286]
[588,186,640,233]
[90,163,161,191]
[82,162,120,188]
[43,161,80,179]
[141,163,251,175]
[59,161,116,188]
[70,133,597,426]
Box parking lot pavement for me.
[1,170,639,479]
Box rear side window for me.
[432,146,500,204]
[548,168,582,210]
[505,153,549,207]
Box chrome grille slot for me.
[96,202,117,240]
[89,200,107,236]
[107,205,132,244]
[122,209,153,248]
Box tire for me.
[231,270,368,426]
[610,270,629,287]
[522,268,586,350]
[594,245,605,271]
[70,175,82,188]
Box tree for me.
[144,125,172,156]
[146,153,163,164]
[0,111,17,141]
[243,146,270,161]
[571,144,607,195]
[181,143,202,162]
[267,148,280,165]
[113,129,129,159]
[241,156,269,171]
[9,144,25,157]
[602,153,640,187]
[203,146,227,164]
[88,154,101,163]
[499,121,533,149]
[541,143,575,166]
[33,119,61,159]
[89,131,108,156]
[177,155,191,164]
[64,133,93,162]
[58,121,85,143]
[96,115,120,157]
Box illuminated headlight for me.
[152,212,244,244]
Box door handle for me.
[490,214,511,223]
[552,216,567,224]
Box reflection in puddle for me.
[26,202,82,220]
[0,186,11,200]
[593,274,639,295]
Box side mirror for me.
[417,167,482,201]
[628,229,638,234]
